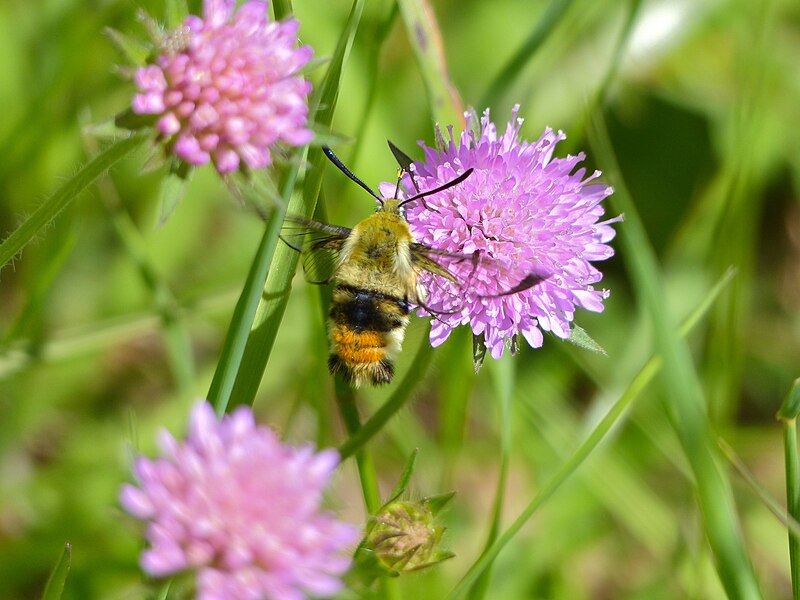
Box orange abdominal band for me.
[331,328,386,365]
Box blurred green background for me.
[1,0,799,598]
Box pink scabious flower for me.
[120,401,359,600]
[132,0,314,174]
[403,106,618,359]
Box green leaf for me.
[422,491,456,516]
[396,0,463,127]
[41,543,71,600]
[104,27,151,65]
[0,133,148,274]
[385,448,420,505]
[114,109,157,131]
[271,0,292,21]
[479,0,576,110]
[207,206,286,415]
[219,0,367,411]
[157,170,190,227]
[472,333,487,374]
[566,323,608,355]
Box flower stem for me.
[338,327,434,460]
[780,379,800,600]
[333,379,402,600]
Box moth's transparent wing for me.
[410,243,550,299]
[281,216,350,284]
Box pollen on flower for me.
[401,105,619,359]
[120,401,359,600]
[131,0,314,174]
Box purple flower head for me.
[120,401,359,600]
[132,0,314,174]
[398,106,618,360]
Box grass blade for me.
[589,116,762,599]
[207,206,285,414]
[717,438,800,539]
[480,0,575,110]
[41,543,71,600]
[0,133,147,272]
[396,0,464,127]
[446,268,735,599]
[224,0,367,409]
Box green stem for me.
[333,379,402,600]
[334,381,380,514]
[467,358,514,600]
[782,386,800,600]
[338,329,434,460]
[787,420,800,600]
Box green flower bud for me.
[363,495,455,574]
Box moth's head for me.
[379,197,405,217]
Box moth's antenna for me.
[387,140,420,193]
[393,168,404,200]
[398,168,474,208]
[322,146,383,204]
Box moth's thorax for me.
[336,211,417,296]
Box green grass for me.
[1,0,799,598]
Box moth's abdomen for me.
[328,285,410,387]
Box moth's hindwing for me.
[281,216,351,284]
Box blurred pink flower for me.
[132,0,313,174]
[121,401,359,600]
[404,106,618,359]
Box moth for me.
[283,144,546,386]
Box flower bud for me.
[363,494,455,574]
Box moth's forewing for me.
[281,216,351,285]
[410,245,458,283]
[411,243,551,299]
